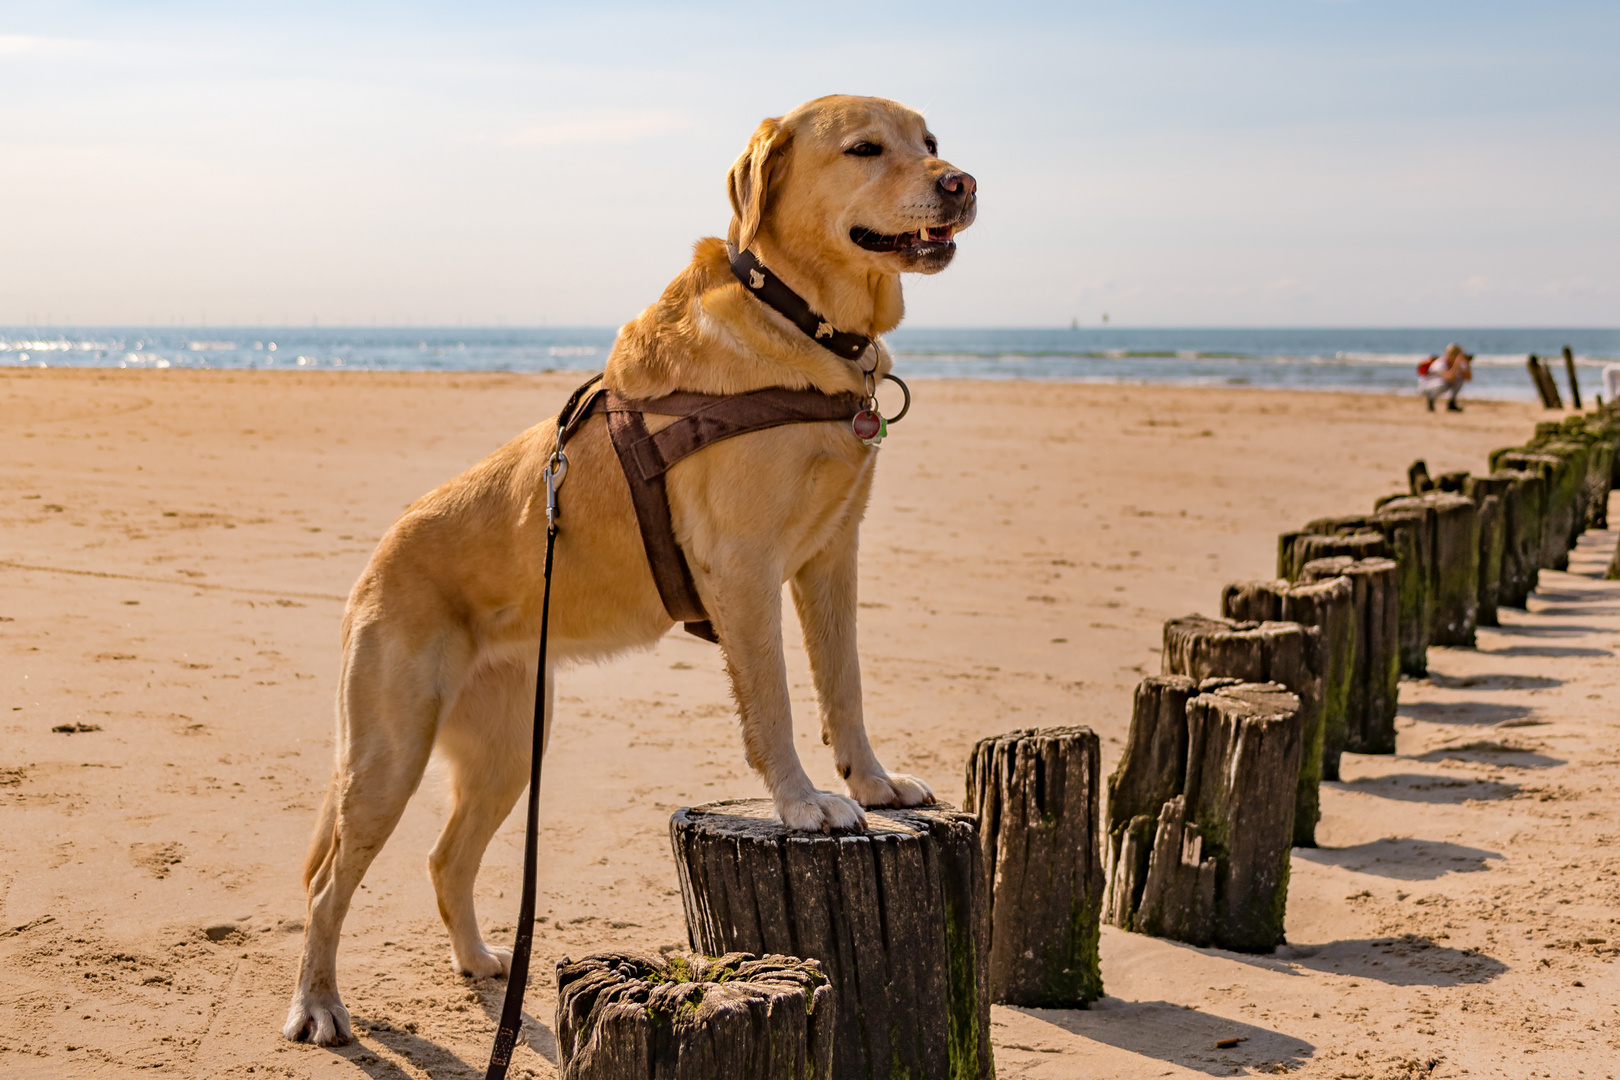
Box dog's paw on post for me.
[775,788,867,833]
[846,770,937,809]
[282,992,354,1046]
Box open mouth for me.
[850,225,957,254]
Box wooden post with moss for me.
[1103,675,1198,931]
[555,951,834,1080]
[1299,556,1399,755]
[1364,506,1431,675]
[1492,450,1578,570]
[1463,473,1514,626]
[1379,493,1479,647]
[1277,530,1387,582]
[1161,616,1321,847]
[1490,468,1544,607]
[965,727,1104,1009]
[1221,575,1355,782]
[669,800,993,1080]
[1102,681,1302,953]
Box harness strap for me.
[587,386,865,641]
[604,405,711,635]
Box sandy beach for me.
[4,368,1618,1079]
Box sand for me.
[2,368,1617,1079]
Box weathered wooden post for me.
[1103,681,1302,953]
[1161,616,1321,847]
[1222,575,1355,781]
[1367,506,1432,675]
[1543,438,1594,540]
[1426,493,1480,646]
[555,951,834,1080]
[1103,675,1198,931]
[1380,494,1479,647]
[966,727,1104,1008]
[1277,530,1387,582]
[1490,468,1545,606]
[669,801,993,1080]
[1299,556,1399,755]
[1408,459,1434,494]
[1463,473,1514,626]
[1565,345,1583,410]
[1528,354,1562,409]
[1529,422,1610,534]
[1493,450,1576,569]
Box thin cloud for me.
[0,34,94,57]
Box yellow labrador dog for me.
[284,94,977,1045]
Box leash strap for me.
[484,377,603,1078]
[483,520,555,1079]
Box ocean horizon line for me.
[6,325,1618,402]
[4,323,1618,333]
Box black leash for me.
[483,376,602,1079]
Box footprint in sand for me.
[130,841,185,879]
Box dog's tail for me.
[301,771,340,890]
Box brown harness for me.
[556,377,866,642]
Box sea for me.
[4,327,1619,401]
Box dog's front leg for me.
[791,527,935,809]
[709,550,867,832]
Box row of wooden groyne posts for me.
[550,405,1620,1079]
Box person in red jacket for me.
[1419,343,1473,412]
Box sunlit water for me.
[5,326,1618,401]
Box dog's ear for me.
[727,117,791,253]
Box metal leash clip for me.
[542,450,569,531]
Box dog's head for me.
[727,95,976,277]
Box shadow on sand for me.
[1330,772,1519,804]
[1294,836,1501,880]
[1415,741,1563,769]
[1232,935,1507,987]
[327,974,558,1080]
[1398,700,1536,726]
[1009,997,1314,1075]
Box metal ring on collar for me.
[880,373,911,424]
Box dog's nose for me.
[938,171,977,197]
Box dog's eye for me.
[845,142,882,158]
[924,137,938,156]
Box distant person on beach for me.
[1418,343,1472,412]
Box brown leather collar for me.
[728,245,873,363]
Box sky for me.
[1,1,1617,328]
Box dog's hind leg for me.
[427,658,545,978]
[284,620,453,1046]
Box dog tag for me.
[852,409,883,444]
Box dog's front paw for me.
[452,942,512,979]
[283,989,354,1046]
[846,770,937,809]
[775,789,867,833]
